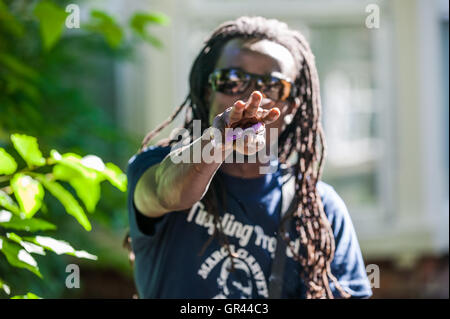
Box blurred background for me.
[0,0,448,298]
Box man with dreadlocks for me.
[126,16,372,299]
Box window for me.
[309,24,380,211]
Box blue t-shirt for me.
[127,145,372,299]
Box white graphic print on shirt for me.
[186,201,301,299]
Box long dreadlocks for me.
[134,16,350,299]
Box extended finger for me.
[243,91,263,118]
[261,107,281,124]
[228,100,246,125]
[255,100,275,118]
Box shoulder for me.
[316,181,372,298]
[317,181,348,218]
[128,145,172,169]
[127,145,172,181]
[316,181,353,239]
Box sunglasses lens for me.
[210,68,293,101]
[215,69,250,95]
[261,77,283,100]
[258,76,284,100]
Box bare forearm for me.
[134,130,230,217]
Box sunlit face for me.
[207,38,298,147]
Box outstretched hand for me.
[211,91,281,154]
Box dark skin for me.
[134,38,300,218]
[207,38,299,178]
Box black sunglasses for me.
[208,68,297,101]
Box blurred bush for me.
[0,0,168,298]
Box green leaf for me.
[0,209,56,232]
[138,32,163,48]
[0,190,20,215]
[0,277,11,295]
[6,232,46,255]
[70,177,101,213]
[130,12,170,28]
[51,150,98,180]
[35,175,91,231]
[130,12,169,48]
[51,152,125,208]
[5,232,21,243]
[3,73,42,104]
[11,134,46,168]
[11,174,44,219]
[54,161,101,213]
[0,236,42,278]
[84,10,123,48]
[33,1,68,50]
[71,156,126,191]
[53,163,80,181]
[101,162,127,192]
[80,155,106,172]
[0,0,24,37]
[11,292,41,299]
[0,147,17,175]
[26,235,97,260]
[0,54,39,80]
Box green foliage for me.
[0,211,56,232]
[0,190,19,214]
[0,148,17,175]
[0,235,41,278]
[0,0,167,159]
[0,133,127,297]
[0,1,24,38]
[11,292,41,299]
[84,10,124,49]
[34,1,68,51]
[37,175,92,231]
[53,163,101,213]
[11,173,45,219]
[11,134,46,168]
[0,0,169,298]
[130,12,170,48]
[0,277,11,295]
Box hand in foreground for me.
[211,91,281,155]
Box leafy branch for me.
[0,0,169,299]
[0,133,127,298]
